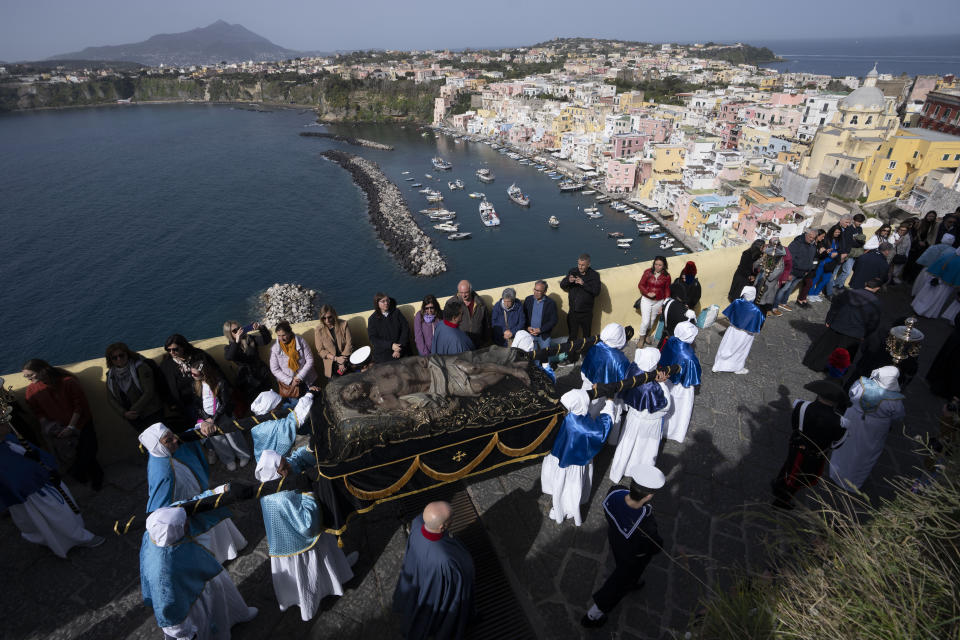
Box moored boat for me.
[608,231,625,238]
[433,222,460,232]
[476,168,495,183]
[507,183,530,206]
[432,157,453,170]
[479,200,501,226]
[468,191,485,199]
[548,216,560,228]
[448,232,472,240]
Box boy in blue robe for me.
[581,323,631,442]
[659,322,702,443]
[140,506,257,639]
[582,465,665,628]
[713,286,765,374]
[393,501,475,640]
[254,449,357,621]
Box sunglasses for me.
[322,315,335,320]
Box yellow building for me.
[758,76,779,92]
[738,187,784,219]
[798,66,900,184]
[617,91,646,113]
[860,128,960,202]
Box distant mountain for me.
[49,20,300,66]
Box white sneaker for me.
[807,295,822,302]
[735,368,749,375]
[346,551,359,567]
[226,461,238,472]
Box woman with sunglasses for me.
[104,342,163,432]
[314,305,354,379]
[413,295,440,356]
[223,321,273,401]
[159,334,224,430]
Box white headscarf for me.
[600,323,626,349]
[255,449,283,482]
[634,347,661,373]
[511,330,535,353]
[139,423,173,458]
[146,507,187,547]
[674,322,699,344]
[560,389,590,416]
[251,390,282,415]
[942,233,956,246]
[871,366,900,391]
[740,286,757,302]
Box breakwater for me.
[299,131,393,150]
[321,150,447,277]
[258,283,318,326]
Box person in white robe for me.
[609,348,671,482]
[659,322,703,443]
[139,423,247,564]
[712,286,765,375]
[912,246,960,318]
[140,507,257,640]
[911,233,956,296]
[541,389,615,526]
[580,323,631,444]
[828,366,906,491]
[1,418,103,558]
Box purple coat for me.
[414,311,437,356]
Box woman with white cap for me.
[828,366,906,490]
[580,323,631,442]
[140,506,258,639]
[138,423,247,564]
[609,348,671,482]
[659,322,702,444]
[712,286,765,375]
[541,389,615,526]
[255,449,357,621]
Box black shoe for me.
[580,613,608,628]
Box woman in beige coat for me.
[315,305,354,379]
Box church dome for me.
[840,86,885,111]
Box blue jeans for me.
[774,277,801,305]
[533,335,552,350]
[832,258,854,292]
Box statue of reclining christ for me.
[339,353,531,414]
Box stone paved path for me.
[1,286,948,640]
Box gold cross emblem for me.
[452,450,467,462]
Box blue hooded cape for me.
[1,435,60,511]
[659,337,702,388]
[260,491,322,557]
[722,298,765,334]
[550,412,613,468]
[928,252,960,285]
[581,342,631,384]
[251,412,300,461]
[619,363,668,413]
[857,377,905,414]
[146,441,209,514]
[140,532,224,628]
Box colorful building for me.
[860,128,960,202]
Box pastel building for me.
[612,133,650,159]
[860,128,960,202]
[605,158,640,193]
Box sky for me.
[2,0,959,62]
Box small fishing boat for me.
[448,232,472,240]
[432,157,453,171]
[608,232,625,238]
[616,240,633,249]
[584,207,599,214]
[427,211,456,221]
[586,211,604,219]
[582,189,597,195]
[433,222,460,232]
[548,216,560,228]
[405,177,415,181]
[468,192,485,199]
[507,183,530,206]
[402,171,411,175]
[426,193,444,203]
[650,233,666,239]
[476,168,495,183]
[419,187,434,194]
[479,200,501,227]
[410,182,423,188]
[673,249,688,254]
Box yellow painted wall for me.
[2,246,752,464]
[861,131,960,203]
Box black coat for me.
[368,299,411,363]
[159,351,224,421]
[849,250,889,289]
[824,288,882,340]
[787,235,818,275]
[224,326,273,398]
[560,266,601,314]
[670,277,701,310]
[728,245,762,302]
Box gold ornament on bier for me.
[885,317,924,364]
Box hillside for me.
[49,20,299,66]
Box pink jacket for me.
[269,335,317,386]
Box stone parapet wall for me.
[3,244,749,463]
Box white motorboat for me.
[582,189,597,195]
[477,168,495,183]
[548,216,560,228]
[479,199,501,226]
[586,211,604,219]
[507,183,530,206]
[427,210,456,221]
[410,182,423,188]
[402,171,411,175]
[448,232,472,240]
[584,207,599,214]
[426,193,444,203]
[425,173,433,179]
[432,157,453,170]
[433,222,460,232]
[469,192,485,199]
[616,240,633,249]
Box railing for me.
[3,244,751,463]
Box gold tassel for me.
[337,535,343,549]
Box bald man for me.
[456,280,490,348]
[393,501,476,639]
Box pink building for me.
[736,202,803,242]
[612,133,650,159]
[605,159,639,193]
[769,93,805,107]
[720,122,741,149]
[719,101,750,123]
[631,117,671,143]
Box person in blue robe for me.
[581,323,631,442]
[254,449,356,621]
[140,506,257,639]
[393,501,476,640]
[581,466,665,628]
[541,389,615,526]
[659,321,702,443]
[249,391,315,461]
[713,286,765,374]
